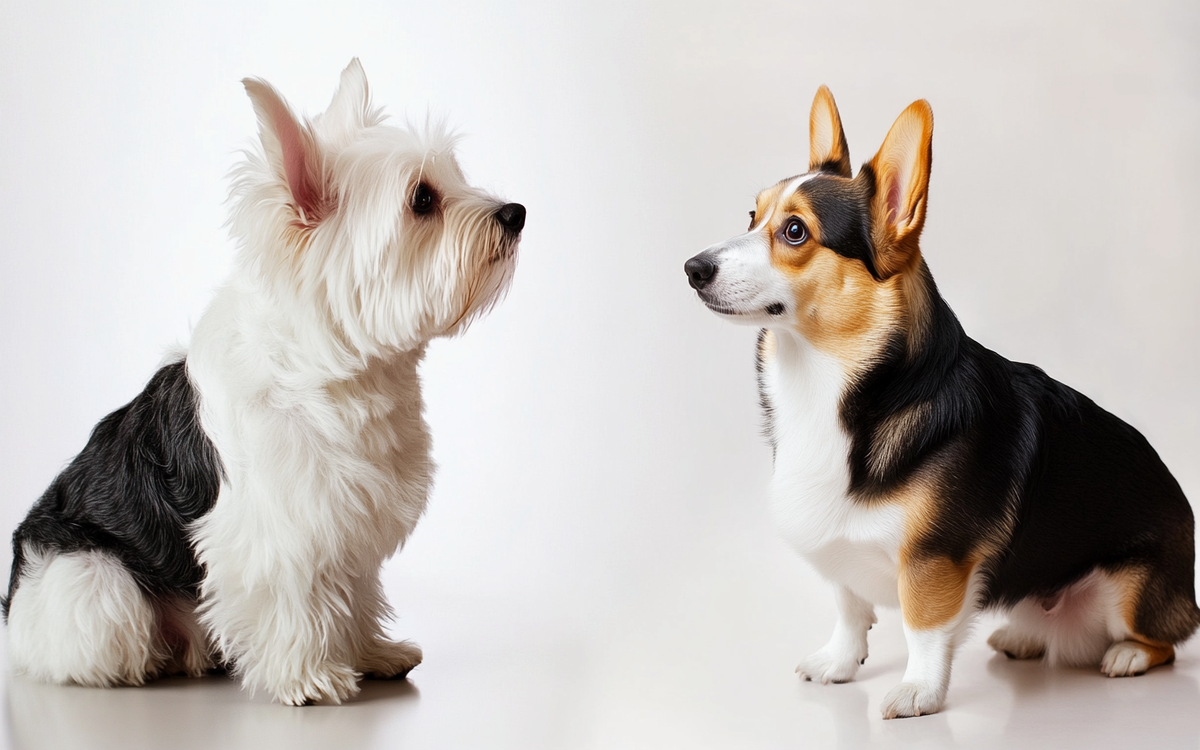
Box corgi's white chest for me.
[763,331,903,607]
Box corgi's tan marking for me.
[898,552,978,630]
[894,478,1005,631]
[759,186,899,370]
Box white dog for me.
[4,59,525,705]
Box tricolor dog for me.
[684,87,1197,718]
[3,59,525,705]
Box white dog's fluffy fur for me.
[4,59,523,705]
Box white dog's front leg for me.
[796,586,876,684]
[203,565,363,705]
[350,570,423,680]
[195,506,364,706]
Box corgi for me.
[684,86,1198,718]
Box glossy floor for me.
[5,533,1200,750]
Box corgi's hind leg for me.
[987,598,1047,660]
[1099,564,1196,677]
[1101,639,1173,677]
[7,546,165,686]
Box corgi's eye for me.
[748,209,757,230]
[783,217,808,245]
[411,183,437,215]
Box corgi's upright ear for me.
[243,77,327,225]
[809,86,852,178]
[867,100,933,277]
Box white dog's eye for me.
[783,217,808,245]
[411,183,437,216]
[748,209,756,230]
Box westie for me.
[4,59,525,705]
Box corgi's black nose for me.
[496,203,526,234]
[685,255,717,290]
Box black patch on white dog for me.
[3,360,221,617]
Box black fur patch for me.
[830,264,1199,642]
[3,360,221,618]
[812,158,851,178]
[796,173,878,279]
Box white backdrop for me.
[1,1,1198,748]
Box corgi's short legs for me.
[1101,640,1174,677]
[796,586,875,684]
[987,597,1049,660]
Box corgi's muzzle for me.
[684,248,787,320]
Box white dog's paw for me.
[1101,641,1156,677]
[987,625,1045,660]
[271,662,361,706]
[880,681,944,719]
[795,644,866,685]
[359,639,423,680]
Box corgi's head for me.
[685,87,934,366]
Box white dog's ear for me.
[243,78,327,225]
[324,58,373,133]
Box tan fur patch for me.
[891,478,1006,631]
[761,186,902,370]
[1128,639,1176,668]
[1109,566,1180,664]
[1109,566,1151,628]
[752,180,789,226]
[898,552,977,630]
[867,401,932,479]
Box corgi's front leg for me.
[797,585,876,684]
[881,554,978,719]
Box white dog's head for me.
[228,59,523,356]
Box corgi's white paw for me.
[796,643,866,685]
[1101,641,1158,677]
[880,681,944,719]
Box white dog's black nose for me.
[685,255,717,290]
[496,203,526,234]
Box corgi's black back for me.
[814,267,1200,643]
